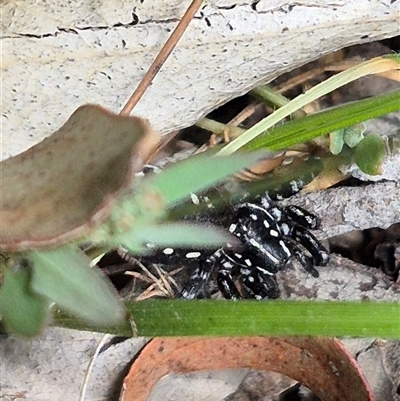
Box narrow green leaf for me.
[112,223,235,253]
[29,246,125,327]
[53,299,400,338]
[91,151,269,245]
[126,300,400,338]
[0,266,50,336]
[354,134,386,175]
[244,90,400,151]
[137,151,268,208]
[219,56,400,154]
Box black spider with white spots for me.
[122,168,330,300]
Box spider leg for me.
[180,254,216,299]
[259,199,328,277]
[123,244,217,300]
[233,203,292,273]
[282,205,320,229]
[216,255,242,300]
[287,223,330,267]
[286,241,320,277]
[221,248,281,299]
[241,266,280,299]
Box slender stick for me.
[120,0,204,116]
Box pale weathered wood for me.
[1,3,399,400]
[1,0,399,159]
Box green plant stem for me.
[196,117,245,137]
[250,86,306,119]
[53,309,134,337]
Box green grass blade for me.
[54,299,400,338]
[218,56,400,155]
[244,89,400,151]
[126,300,400,338]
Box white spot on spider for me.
[272,208,282,220]
[321,252,330,262]
[202,196,213,208]
[281,223,290,235]
[291,208,302,217]
[269,229,279,237]
[249,238,262,249]
[247,276,255,282]
[229,223,237,233]
[190,193,200,205]
[250,213,258,221]
[255,245,280,263]
[163,248,174,255]
[256,266,274,275]
[234,253,243,259]
[223,261,233,268]
[263,220,270,228]
[185,251,201,259]
[279,240,291,257]
[290,180,299,192]
[267,252,279,264]
[245,259,252,266]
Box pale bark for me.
[1,0,399,159]
[1,3,399,400]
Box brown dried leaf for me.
[121,337,374,401]
[0,105,158,251]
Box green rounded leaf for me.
[354,134,386,175]
[343,123,366,148]
[29,245,125,327]
[0,266,50,336]
[330,129,345,155]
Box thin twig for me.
[79,334,112,401]
[120,0,203,116]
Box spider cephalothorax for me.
[126,175,330,300]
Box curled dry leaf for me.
[0,105,158,251]
[235,152,286,181]
[120,336,374,401]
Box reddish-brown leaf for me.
[1,105,158,251]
